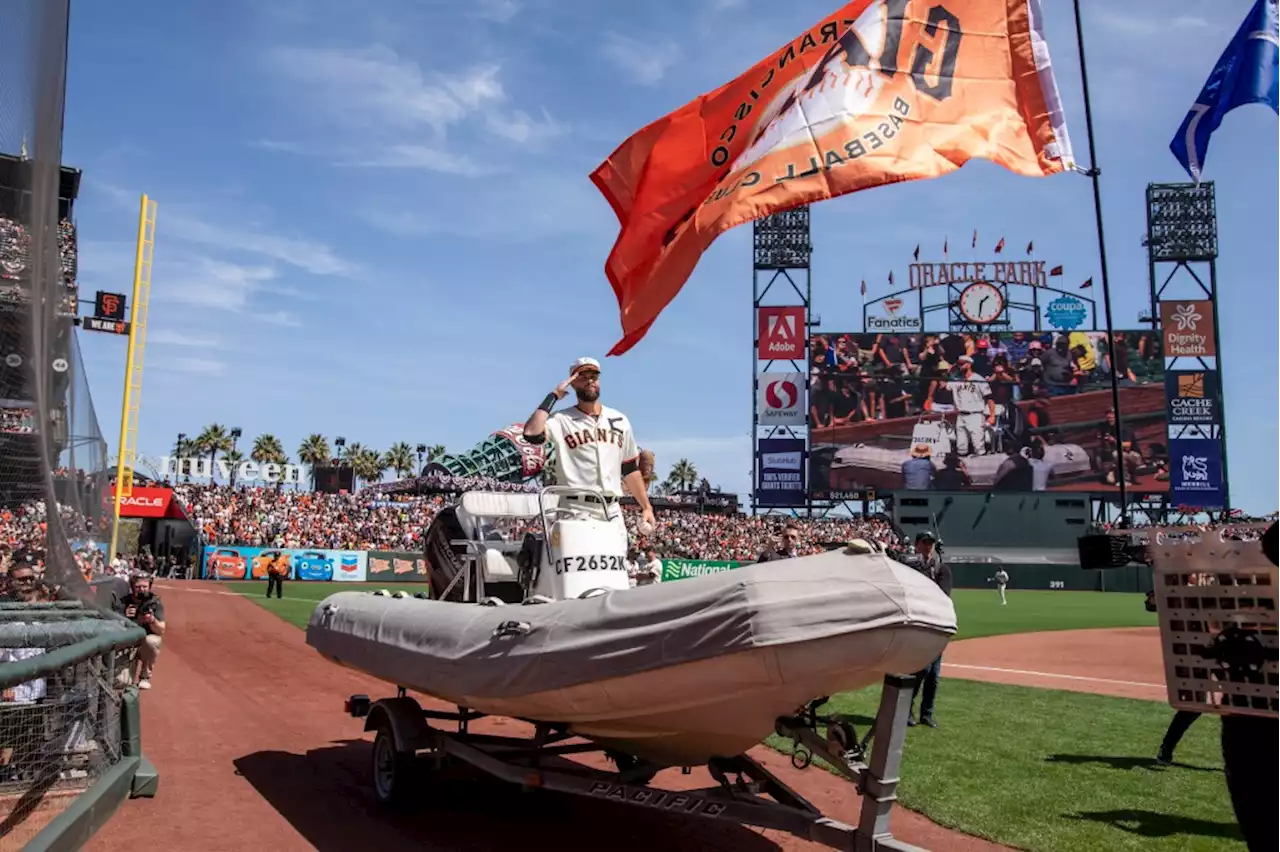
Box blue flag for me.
[1170,0,1279,181]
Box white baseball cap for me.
[569,356,601,375]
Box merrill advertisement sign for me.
[1164,371,1219,426]
[202,545,368,582]
[661,559,742,582]
[1160,300,1216,358]
[367,551,430,583]
[1169,438,1225,509]
[756,437,806,507]
[758,372,806,426]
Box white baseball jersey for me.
[947,377,992,413]
[544,404,640,498]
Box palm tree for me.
[222,449,245,486]
[195,424,233,482]
[296,434,330,490]
[353,447,385,487]
[668,459,698,493]
[252,434,289,489]
[383,442,416,479]
[427,444,447,462]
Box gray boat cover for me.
[306,548,956,701]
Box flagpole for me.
[1071,0,1130,524]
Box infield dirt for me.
[84,582,1014,852]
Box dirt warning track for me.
[85,583,1009,852]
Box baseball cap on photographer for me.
[569,356,601,375]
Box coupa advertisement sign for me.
[202,545,368,582]
[756,437,806,507]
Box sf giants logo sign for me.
[95,291,127,321]
[757,306,806,360]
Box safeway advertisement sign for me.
[108,485,174,519]
[757,306,805,360]
[758,372,806,425]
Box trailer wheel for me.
[372,724,417,806]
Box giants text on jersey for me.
[544,404,641,498]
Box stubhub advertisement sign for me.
[756,437,806,507]
[202,546,368,582]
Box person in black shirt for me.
[907,532,951,728]
[809,377,838,428]
[1041,336,1079,395]
[992,445,1034,491]
[756,524,800,563]
[933,452,972,490]
[112,574,167,690]
[830,379,862,425]
[1095,408,1140,486]
[879,365,911,419]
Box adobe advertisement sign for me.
[1160,300,1216,358]
[1164,370,1220,426]
[757,372,806,426]
[107,485,174,519]
[1168,437,1225,509]
[756,437,806,507]
[757,306,805,360]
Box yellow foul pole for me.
[109,193,157,558]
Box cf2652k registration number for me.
[554,555,626,575]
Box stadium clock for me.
[957,281,1004,324]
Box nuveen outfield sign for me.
[159,456,303,484]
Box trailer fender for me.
[364,697,433,753]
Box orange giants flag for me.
[592,0,1074,355]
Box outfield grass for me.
[220,579,1158,639]
[768,680,1242,852]
[223,580,1221,852]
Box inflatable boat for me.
[306,489,955,767]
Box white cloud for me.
[155,256,278,311]
[155,357,228,377]
[148,329,220,348]
[477,0,521,23]
[268,45,503,137]
[253,310,302,327]
[484,107,570,144]
[345,145,493,176]
[707,0,745,10]
[601,33,680,86]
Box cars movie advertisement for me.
[758,372,806,425]
[756,437,806,507]
[757,306,806,360]
[201,546,368,582]
[107,485,175,519]
[1160,300,1216,358]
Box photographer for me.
[906,531,952,728]
[111,574,166,690]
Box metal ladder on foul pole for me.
[109,194,157,559]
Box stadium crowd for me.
[173,483,902,560]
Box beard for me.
[577,386,600,403]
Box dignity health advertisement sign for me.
[756,437,806,507]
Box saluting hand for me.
[553,369,581,400]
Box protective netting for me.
[0,2,141,845]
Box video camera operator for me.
[111,574,166,690]
[904,531,951,728]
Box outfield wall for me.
[200,545,428,583]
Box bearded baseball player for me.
[946,355,996,456]
[522,357,657,547]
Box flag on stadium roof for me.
[591,0,1076,356]
[1170,0,1278,183]
[1080,277,1093,289]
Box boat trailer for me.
[344,673,928,852]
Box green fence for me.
[949,562,1154,593]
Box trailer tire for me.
[372,723,418,807]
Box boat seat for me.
[481,550,519,583]
[457,491,553,527]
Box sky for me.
[62,0,1278,513]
